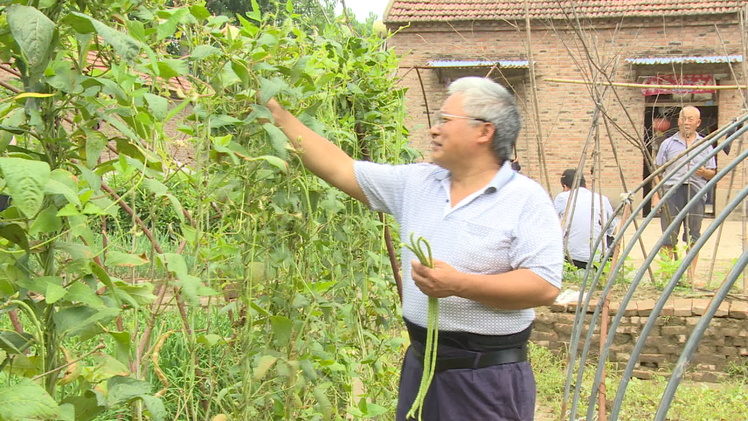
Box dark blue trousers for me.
[396,344,536,420]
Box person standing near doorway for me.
[651,106,717,280]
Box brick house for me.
[383,0,747,217]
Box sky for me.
[335,0,390,21]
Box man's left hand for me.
[411,259,461,298]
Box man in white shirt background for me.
[554,168,618,270]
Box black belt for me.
[410,345,527,372]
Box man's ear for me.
[477,123,495,145]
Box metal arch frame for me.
[561,114,748,420]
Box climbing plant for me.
[0,0,410,419]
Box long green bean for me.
[404,233,438,421]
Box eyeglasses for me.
[434,112,490,126]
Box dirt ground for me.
[613,217,747,292]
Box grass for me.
[530,342,748,420]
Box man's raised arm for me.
[266,99,369,205]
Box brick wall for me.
[387,15,747,212]
[532,298,748,382]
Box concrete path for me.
[616,217,746,283]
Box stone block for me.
[659,344,682,355]
[720,346,738,357]
[714,301,730,318]
[637,299,656,316]
[692,299,711,316]
[550,303,567,313]
[609,302,620,315]
[623,301,638,316]
[673,299,692,316]
[662,299,675,316]
[534,331,559,342]
[661,326,690,336]
[690,371,723,383]
[686,317,700,326]
[729,301,748,319]
[640,353,668,365]
[632,369,653,380]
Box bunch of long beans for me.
[404,233,439,421]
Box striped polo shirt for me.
[354,160,563,335]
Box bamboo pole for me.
[524,0,553,193]
[546,77,748,91]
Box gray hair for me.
[447,77,522,163]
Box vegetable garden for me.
[0,1,413,419]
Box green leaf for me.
[46,170,81,207]
[190,45,221,60]
[7,5,57,80]
[144,93,168,121]
[66,282,105,308]
[58,403,75,421]
[112,282,156,307]
[247,0,262,22]
[259,77,287,105]
[83,128,107,168]
[0,331,34,354]
[74,164,101,191]
[45,282,67,304]
[56,242,93,260]
[253,155,289,174]
[157,253,188,279]
[0,157,50,218]
[17,275,63,296]
[90,262,115,291]
[0,224,30,251]
[0,378,59,420]
[270,315,292,346]
[107,331,131,365]
[106,376,151,406]
[64,12,140,62]
[189,5,211,20]
[53,306,119,337]
[262,123,289,159]
[196,333,224,348]
[29,205,62,235]
[166,98,191,123]
[141,395,166,421]
[61,392,105,421]
[157,59,188,80]
[56,203,80,217]
[106,251,149,267]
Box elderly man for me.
[266,77,562,420]
[652,106,716,280]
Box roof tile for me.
[384,0,744,23]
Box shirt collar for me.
[434,160,515,195]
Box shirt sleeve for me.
[512,186,564,288]
[604,196,618,237]
[704,145,717,169]
[353,161,414,220]
[655,138,670,166]
[553,193,567,218]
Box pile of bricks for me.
[531,298,748,382]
